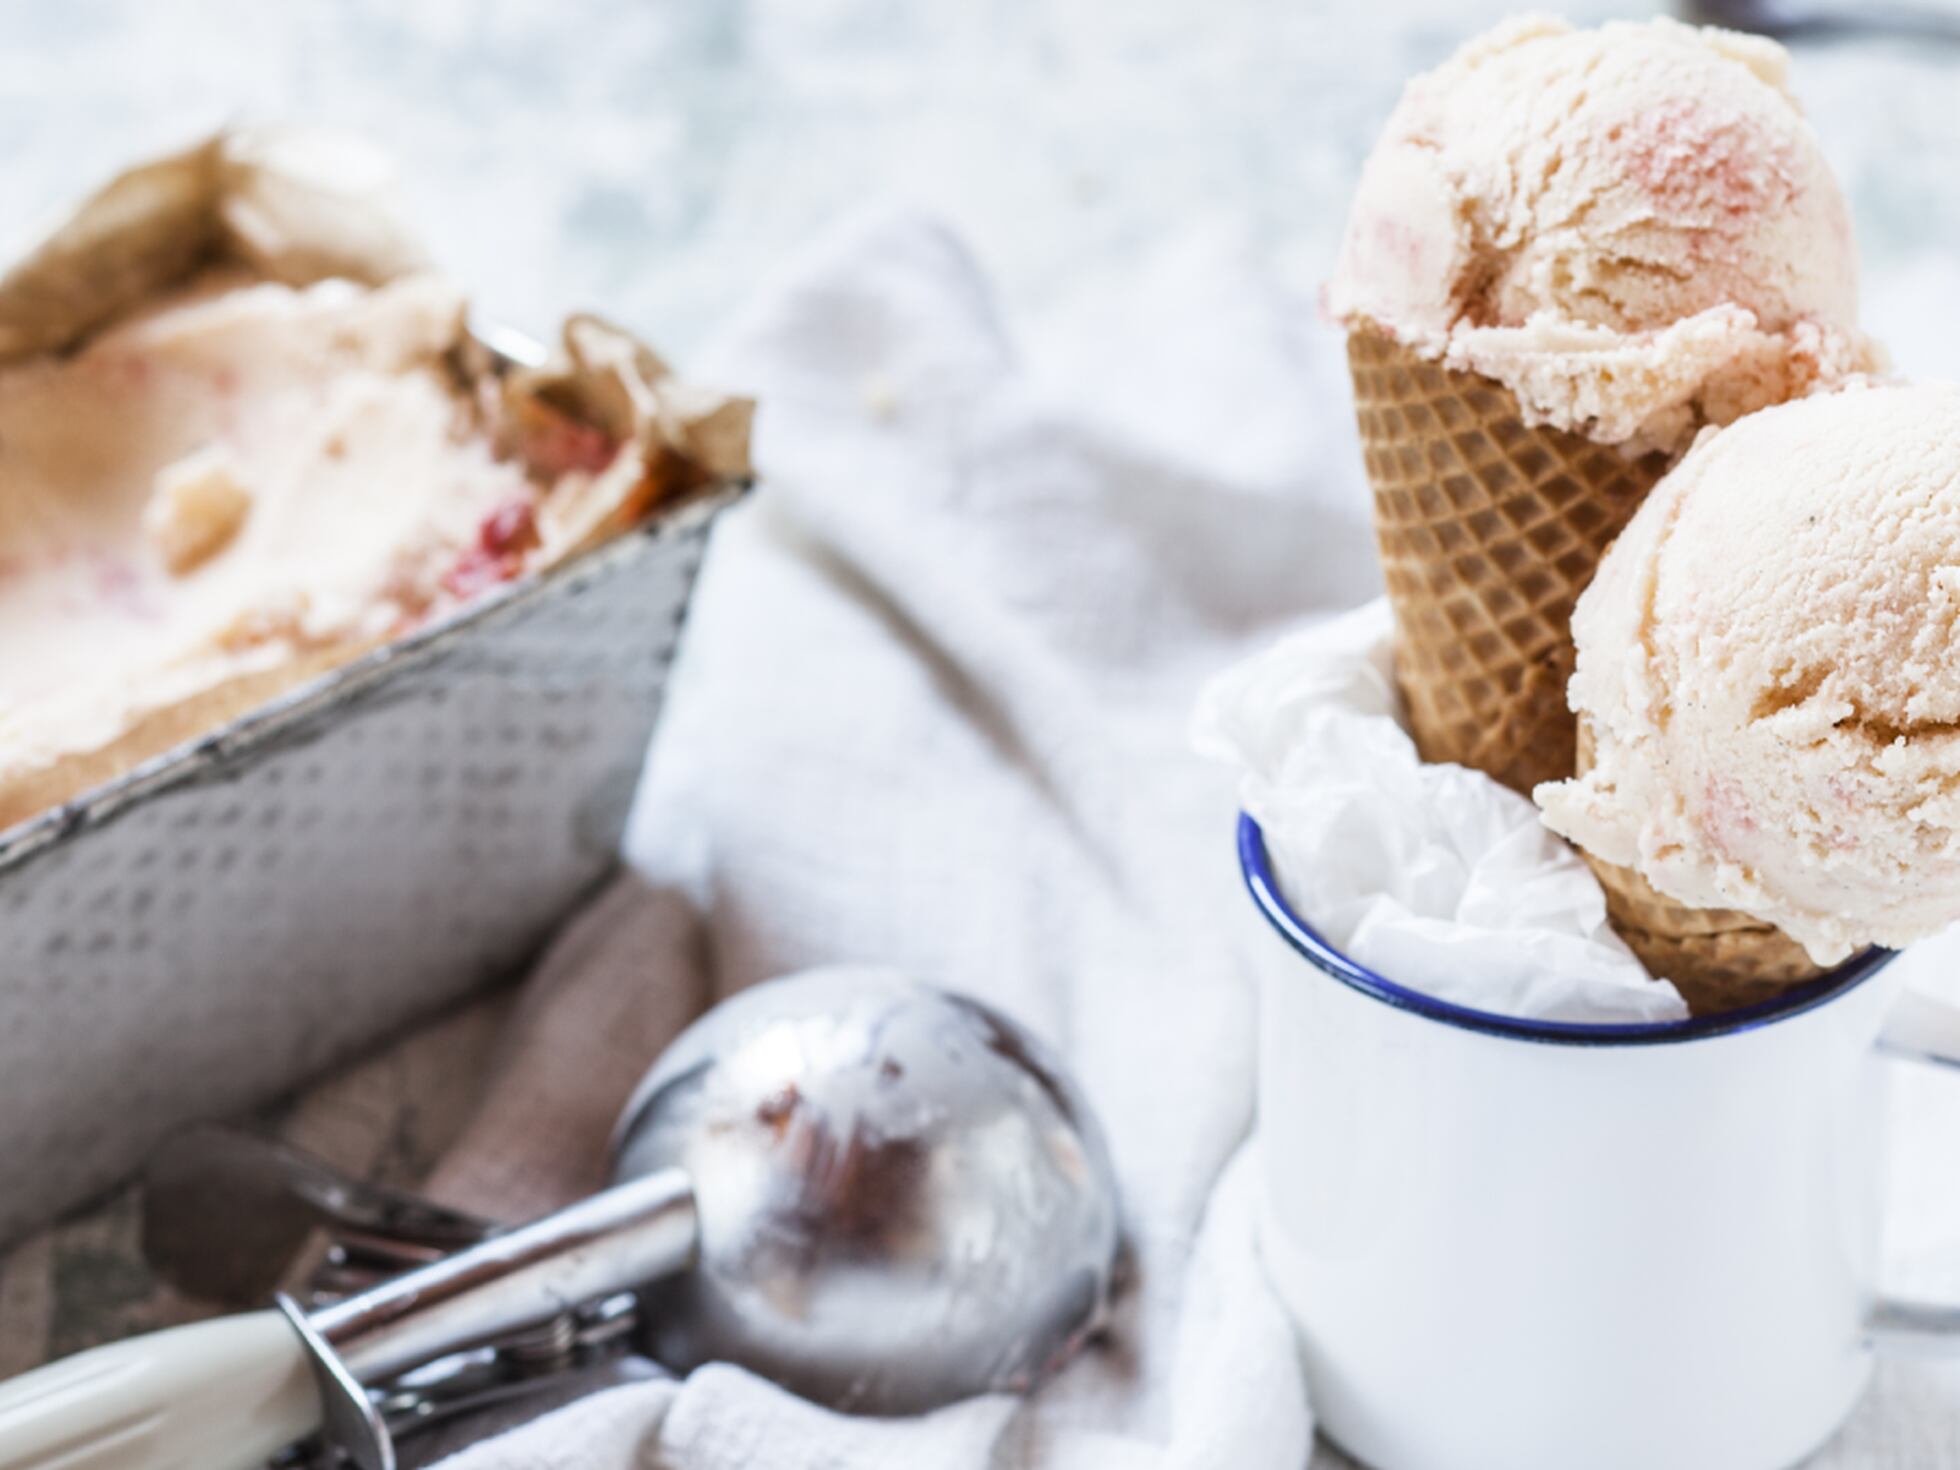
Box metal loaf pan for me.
[0,419,745,1242]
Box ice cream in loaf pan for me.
[0,130,751,832]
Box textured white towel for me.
[431,209,1365,1467]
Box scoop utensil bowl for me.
[0,968,1121,1470]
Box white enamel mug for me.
[1241,814,1960,1470]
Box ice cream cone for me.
[1570,722,1827,1015]
[1581,853,1827,1015]
[1350,325,1669,793]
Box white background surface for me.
[7,0,1957,375]
[10,1,1960,1465]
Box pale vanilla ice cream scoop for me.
[1328,14,1878,455]
[1537,384,1960,964]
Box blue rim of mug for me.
[1238,813,1896,1046]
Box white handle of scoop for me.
[0,1311,317,1470]
[0,1167,699,1470]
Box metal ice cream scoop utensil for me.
[0,968,1121,1470]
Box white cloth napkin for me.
[433,208,1365,1467]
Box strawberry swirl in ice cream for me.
[1,275,566,815]
[1327,15,1879,457]
[1537,384,1960,965]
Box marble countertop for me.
[9,0,1957,369]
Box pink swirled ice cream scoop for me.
[1537,383,1960,965]
[1327,14,1880,456]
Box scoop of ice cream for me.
[1327,15,1876,455]
[1535,383,1960,964]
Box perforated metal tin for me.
[0,474,742,1243]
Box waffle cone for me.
[1583,854,1827,1015]
[1349,327,1826,1015]
[1571,725,1827,1015]
[1349,326,1669,794]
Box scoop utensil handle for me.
[0,1312,317,1470]
[0,1169,696,1470]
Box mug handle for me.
[1866,987,1960,1354]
